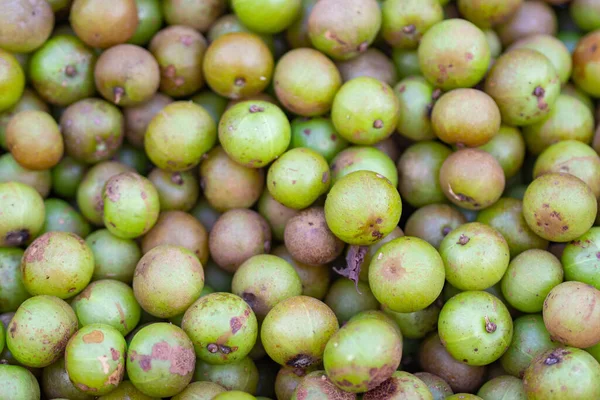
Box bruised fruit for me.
[291,370,355,400]
[393,76,437,142]
[0,182,45,247]
[182,292,258,364]
[232,0,301,34]
[363,371,434,400]
[0,0,54,53]
[381,0,443,50]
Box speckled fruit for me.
[522,173,597,242]
[0,50,25,112]
[86,229,140,283]
[308,0,381,61]
[439,291,513,366]
[291,370,355,400]
[381,0,443,50]
[145,101,217,172]
[0,0,53,53]
[458,0,522,28]
[127,323,196,397]
[182,292,257,364]
[331,77,400,145]
[393,76,436,141]
[369,236,445,313]
[478,125,526,179]
[64,324,126,395]
[363,371,434,400]
[219,101,290,168]
[509,34,572,84]
[21,232,94,298]
[0,364,41,399]
[562,227,600,290]
[7,295,77,368]
[331,146,398,187]
[261,296,338,368]
[267,148,330,210]
[573,31,600,97]
[405,204,467,250]
[523,347,600,399]
[414,372,454,399]
[203,32,274,99]
[193,356,258,393]
[484,49,561,126]
[325,170,401,245]
[418,19,490,90]
[439,149,505,210]
[0,182,45,247]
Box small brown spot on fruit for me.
[358,41,368,52]
[207,343,218,353]
[113,87,125,104]
[171,173,184,185]
[235,77,246,87]
[402,24,416,34]
[373,119,384,129]
[83,330,105,343]
[457,234,470,245]
[484,316,497,333]
[249,104,264,113]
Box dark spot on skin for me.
[292,180,297,184]
[533,86,548,110]
[68,287,76,293]
[330,134,337,141]
[592,43,598,53]
[322,171,329,183]
[303,129,311,136]
[334,245,368,293]
[363,377,397,399]
[402,24,416,34]
[442,226,452,236]
[432,88,442,100]
[543,203,550,208]
[372,230,383,240]
[465,52,473,60]
[367,364,397,390]
[485,316,497,333]
[150,341,195,376]
[180,35,193,46]
[373,119,384,129]
[358,41,368,52]
[111,348,120,361]
[249,104,264,113]
[77,383,98,392]
[65,65,77,77]
[141,192,147,200]
[544,348,570,365]
[235,77,246,87]
[9,323,17,338]
[219,345,232,354]
[207,343,218,353]
[398,85,406,93]
[171,173,184,185]
[457,234,470,245]
[562,225,569,231]
[83,330,104,343]
[139,356,152,371]
[550,211,562,221]
[376,218,383,224]
[230,317,243,334]
[5,229,30,246]
[113,87,125,104]
[286,354,315,368]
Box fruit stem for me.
[484,315,497,333]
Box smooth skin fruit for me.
[0,89,49,150]
[0,248,30,313]
[393,76,437,142]
[289,117,349,162]
[562,227,600,290]
[0,182,45,248]
[0,365,41,400]
[404,204,467,250]
[458,0,522,29]
[509,34,572,85]
[331,146,398,188]
[162,0,226,32]
[0,49,25,113]
[478,125,526,179]
[128,0,164,46]
[193,356,258,392]
[0,0,54,53]
[232,0,301,34]
[336,48,399,87]
[363,371,434,400]
[573,31,600,97]
[496,1,557,46]
[381,0,443,50]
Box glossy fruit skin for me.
[325,170,402,246]
[0,182,45,248]
[331,146,398,188]
[439,291,513,366]
[162,0,226,32]
[127,323,196,398]
[331,77,400,145]
[193,357,258,393]
[478,125,526,179]
[261,296,338,368]
[404,204,467,250]
[21,232,94,299]
[393,76,436,141]
[128,0,164,46]
[145,101,217,172]
[308,0,381,61]
[324,311,402,392]
[500,314,559,378]
[182,292,258,365]
[103,172,160,239]
[29,35,97,106]
[523,347,600,399]
[233,0,301,34]
[562,228,600,289]
[369,236,445,313]
[484,49,561,126]
[42,198,91,238]
[219,101,291,168]
[522,173,597,242]
[0,364,41,400]
[414,372,454,400]
[382,0,443,50]
[7,295,78,368]
[0,89,49,150]
[291,370,356,400]
[289,117,348,162]
[0,50,25,113]
[42,357,95,400]
[86,229,141,283]
[0,249,30,313]
[64,323,126,395]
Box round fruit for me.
[0,182,45,247]
[383,301,440,340]
[0,50,25,112]
[369,236,445,313]
[86,229,141,283]
[496,1,557,46]
[162,0,226,32]
[336,48,398,87]
[289,117,349,162]
[42,357,95,400]
[291,370,355,400]
[193,356,258,393]
[41,198,91,238]
[509,34,572,84]
[127,0,163,46]
[562,227,600,290]
[458,0,522,28]
[124,93,173,148]
[478,125,526,179]
[271,245,331,300]
[414,372,454,400]
[438,291,513,366]
[381,0,443,49]
[0,365,41,399]
[96,380,156,399]
[363,371,434,400]
[257,190,299,242]
[477,375,526,399]
[404,204,467,249]
[232,0,301,34]
[0,89,49,150]
[331,146,398,188]
[393,76,437,142]
[0,248,30,313]
[0,0,54,53]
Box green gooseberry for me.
[289,117,348,162]
[0,365,41,399]
[0,181,45,247]
[562,227,600,290]
[86,229,141,283]
[0,49,26,112]
[478,125,526,179]
[0,248,30,312]
[382,301,441,340]
[41,198,91,238]
[193,357,259,393]
[331,146,398,187]
[393,75,436,142]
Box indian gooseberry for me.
[191,90,228,125]
[219,101,291,168]
[414,372,454,400]
[562,227,600,289]
[232,0,301,34]
[330,146,398,187]
[285,0,317,48]
[419,333,486,393]
[203,32,274,99]
[381,0,443,50]
[478,125,526,179]
[226,92,279,110]
[182,292,258,364]
[291,370,355,400]
[363,371,434,400]
[307,0,381,61]
[325,170,401,245]
[369,236,445,313]
[324,311,402,392]
[124,93,173,148]
[484,49,561,126]
[439,149,505,210]
[172,381,226,400]
[148,169,199,212]
[509,34,572,84]
[209,209,271,273]
[231,254,302,320]
[439,222,510,291]
[257,190,299,242]
[0,50,25,113]
[70,0,138,49]
[29,35,97,106]
[267,148,330,210]
[7,295,78,368]
[458,0,522,29]
[0,248,30,313]
[374,137,401,164]
[41,198,91,238]
[393,76,436,142]
[94,44,160,106]
[418,19,490,90]
[0,155,52,198]
[133,245,204,318]
[331,77,400,145]
[522,173,597,242]
[289,117,348,162]
[0,182,45,247]
[325,279,379,324]
[501,249,563,313]
[573,31,600,97]
[162,0,226,32]
[261,296,338,368]
[71,279,141,335]
[405,204,467,250]
[127,0,164,46]
[271,245,331,300]
[193,357,259,393]
[21,231,94,299]
[274,48,341,117]
[392,48,422,80]
[96,380,159,399]
[0,0,53,53]
[485,29,503,58]
[275,366,316,400]
[522,95,594,155]
[0,89,49,150]
[439,291,513,366]
[126,322,196,398]
[383,301,441,340]
[284,207,344,266]
[149,25,207,98]
[571,0,600,31]
[64,324,126,395]
[113,144,151,175]
[543,281,600,348]
[0,365,41,399]
[523,347,600,399]
[432,89,501,147]
[145,101,217,171]
[60,98,125,164]
[397,141,451,208]
[562,83,594,112]
[41,357,95,400]
[476,198,549,258]
[336,48,398,87]
[496,1,557,46]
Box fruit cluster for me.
[2,0,600,399]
